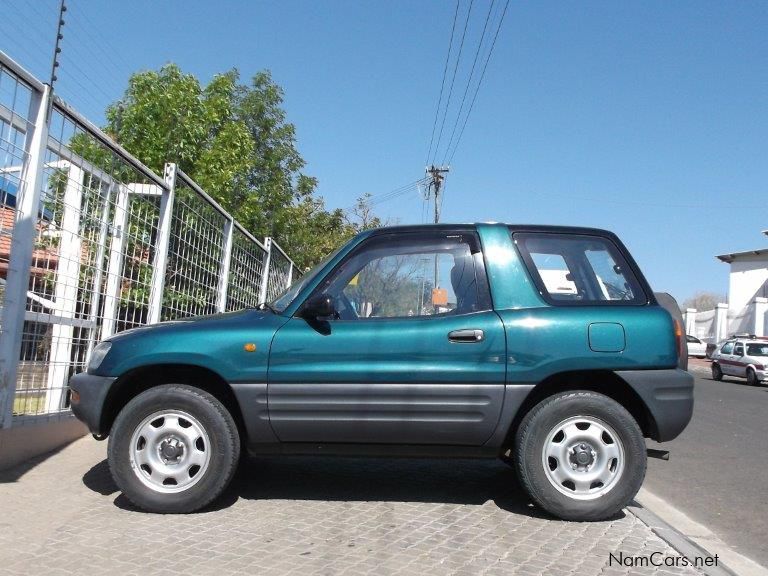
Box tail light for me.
[673,318,686,361]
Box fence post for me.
[100,183,130,340]
[216,217,234,313]
[0,84,51,428]
[84,181,115,358]
[684,308,697,335]
[45,163,84,411]
[147,163,176,324]
[287,261,294,288]
[258,237,273,304]
[714,303,729,343]
[753,297,768,337]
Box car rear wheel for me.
[746,368,758,386]
[108,384,240,513]
[514,391,646,521]
[712,363,723,381]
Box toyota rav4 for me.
[70,224,693,520]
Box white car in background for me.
[686,335,707,358]
[710,337,768,386]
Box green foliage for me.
[98,64,376,271]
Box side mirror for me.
[302,294,336,318]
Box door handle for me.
[448,329,485,343]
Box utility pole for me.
[50,0,67,90]
[425,165,449,223]
[425,165,449,309]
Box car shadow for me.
[710,376,767,388]
[83,456,625,521]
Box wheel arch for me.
[100,363,245,440]
[504,370,658,446]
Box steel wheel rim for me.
[541,415,625,501]
[129,410,212,493]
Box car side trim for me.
[614,369,694,442]
[482,384,536,449]
[230,383,279,444]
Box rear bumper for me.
[615,369,694,442]
[69,372,117,437]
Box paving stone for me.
[0,437,705,576]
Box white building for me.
[716,231,768,336]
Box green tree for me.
[96,63,371,271]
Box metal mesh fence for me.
[10,104,164,417]
[226,226,268,310]
[0,62,32,308]
[0,60,35,417]
[0,51,298,424]
[265,239,293,302]
[161,173,227,320]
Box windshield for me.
[269,244,347,313]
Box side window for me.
[513,232,646,305]
[734,343,744,356]
[721,342,734,354]
[686,335,700,343]
[316,232,490,319]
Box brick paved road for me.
[0,437,704,576]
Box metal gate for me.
[0,51,297,428]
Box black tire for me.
[746,368,758,386]
[712,363,723,381]
[108,384,240,513]
[514,391,646,521]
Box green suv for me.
[70,224,693,520]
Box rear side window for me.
[513,233,646,305]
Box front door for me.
[718,341,736,375]
[267,230,507,445]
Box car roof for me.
[363,223,619,239]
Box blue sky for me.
[2,1,767,303]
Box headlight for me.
[88,341,112,373]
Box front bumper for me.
[69,372,117,437]
[615,369,694,442]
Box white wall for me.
[727,257,768,334]
[728,257,768,312]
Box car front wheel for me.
[712,363,723,381]
[514,391,646,521]
[108,384,240,513]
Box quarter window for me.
[747,344,768,356]
[734,343,744,356]
[514,233,646,305]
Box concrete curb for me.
[629,488,768,576]
[0,415,86,472]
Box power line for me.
[440,0,496,164]
[447,0,510,164]
[344,177,429,211]
[425,0,460,167]
[431,0,474,166]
